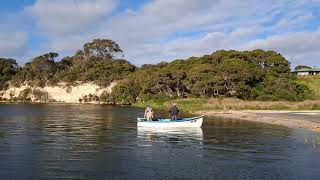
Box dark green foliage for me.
[18,88,32,101]
[17,88,50,102]
[10,39,136,87]
[11,52,59,87]
[32,89,50,102]
[0,58,18,89]
[257,76,310,101]
[83,39,123,59]
[129,49,309,102]
[80,94,100,103]
[55,39,135,86]
[295,65,312,70]
[2,39,310,103]
[56,57,136,86]
[109,79,141,105]
[99,91,115,104]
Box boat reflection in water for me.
[137,127,203,144]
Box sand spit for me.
[198,110,320,132]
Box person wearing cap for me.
[169,103,179,120]
[144,105,154,121]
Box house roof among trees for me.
[293,67,320,72]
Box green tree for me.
[83,39,123,59]
[13,53,59,87]
[6,40,310,102]
[295,65,312,70]
[110,79,141,105]
[0,58,18,89]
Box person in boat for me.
[144,105,154,121]
[169,103,179,120]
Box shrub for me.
[32,89,49,102]
[99,91,115,104]
[110,79,140,105]
[0,58,18,89]
[18,88,32,101]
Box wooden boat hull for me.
[137,116,203,128]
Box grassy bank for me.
[134,98,320,113]
[133,76,320,113]
[298,76,320,99]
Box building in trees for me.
[292,67,320,76]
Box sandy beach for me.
[198,110,320,132]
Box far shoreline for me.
[2,101,320,132]
[197,110,320,132]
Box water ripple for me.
[0,104,320,179]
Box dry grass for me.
[298,75,320,99]
[136,98,320,112]
[205,98,320,111]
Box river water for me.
[0,104,320,179]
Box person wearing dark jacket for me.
[169,103,179,120]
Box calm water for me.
[0,104,320,179]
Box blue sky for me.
[0,0,320,67]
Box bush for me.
[260,77,310,101]
[32,89,49,102]
[110,79,140,105]
[18,88,32,101]
[0,58,18,89]
[99,91,115,104]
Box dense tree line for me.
[10,39,136,87]
[0,39,310,104]
[122,49,309,103]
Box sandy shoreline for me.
[1,101,320,131]
[197,110,320,132]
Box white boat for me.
[137,115,203,128]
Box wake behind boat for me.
[137,115,204,128]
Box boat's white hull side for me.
[137,117,203,128]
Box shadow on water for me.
[0,104,320,179]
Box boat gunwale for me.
[137,115,204,123]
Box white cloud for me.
[7,0,319,67]
[102,0,277,42]
[106,0,320,66]
[124,25,320,66]
[243,28,320,66]
[267,13,314,33]
[230,26,262,38]
[93,0,285,64]
[25,0,116,35]
[0,27,27,58]
[47,34,97,54]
